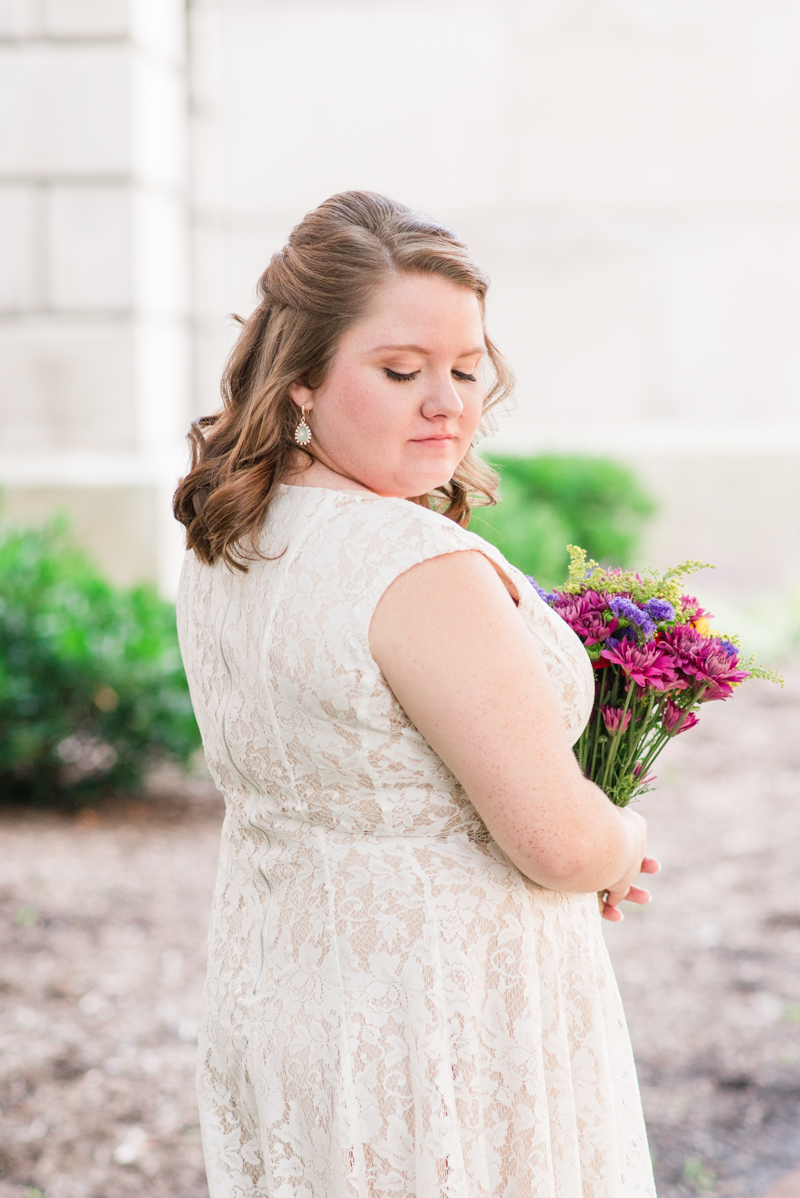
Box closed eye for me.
[384,368,419,382]
[453,370,478,382]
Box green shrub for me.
[469,455,656,588]
[0,518,200,806]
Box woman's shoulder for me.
[275,484,497,607]
[321,487,515,573]
[277,483,470,550]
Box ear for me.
[289,381,314,410]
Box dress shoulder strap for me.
[318,492,505,622]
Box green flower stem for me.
[620,690,655,779]
[634,731,670,783]
[586,668,609,780]
[600,680,634,793]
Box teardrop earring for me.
[294,405,312,446]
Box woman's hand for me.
[601,809,661,921]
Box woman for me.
[174,191,658,1197]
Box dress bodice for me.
[177,484,594,838]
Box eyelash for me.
[383,368,478,383]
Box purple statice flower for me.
[526,577,556,605]
[607,596,657,642]
[645,597,676,623]
[599,640,681,692]
[600,705,632,734]
[604,626,638,652]
[551,590,618,646]
[638,616,657,641]
[717,639,738,658]
[662,698,699,735]
[659,625,749,701]
[608,596,641,622]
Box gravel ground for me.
[1,660,799,1198]
[608,658,800,1198]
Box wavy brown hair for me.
[173,190,514,570]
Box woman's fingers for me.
[602,883,653,921]
[601,855,660,921]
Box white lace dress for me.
[177,484,655,1198]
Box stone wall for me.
[0,0,190,591]
[2,0,799,596]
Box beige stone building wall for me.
[2,0,799,598]
[0,0,191,592]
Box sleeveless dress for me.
[177,484,656,1198]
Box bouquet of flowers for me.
[529,546,781,807]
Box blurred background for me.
[2,0,800,623]
[2,3,800,1198]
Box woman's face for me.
[289,272,487,497]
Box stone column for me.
[0,0,190,595]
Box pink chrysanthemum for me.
[659,626,750,700]
[600,705,632,734]
[662,698,699,735]
[679,595,713,623]
[551,591,618,646]
[599,640,681,691]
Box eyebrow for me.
[370,343,486,356]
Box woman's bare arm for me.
[369,550,653,901]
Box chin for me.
[363,461,459,500]
[408,473,457,497]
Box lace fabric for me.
[177,485,655,1197]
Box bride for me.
[174,190,658,1197]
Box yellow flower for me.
[692,616,711,637]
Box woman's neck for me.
[283,455,377,495]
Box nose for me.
[420,369,464,420]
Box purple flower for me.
[645,598,676,623]
[605,626,637,651]
[526,577,555,605]
[601,705,632,734]
[599,640,681,691]
[718,639,738,658]
[608,596,657,642]
[662,699,699,735]
[608,596,641,622]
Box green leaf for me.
[0,517,201,807]
[471,455,656,588]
